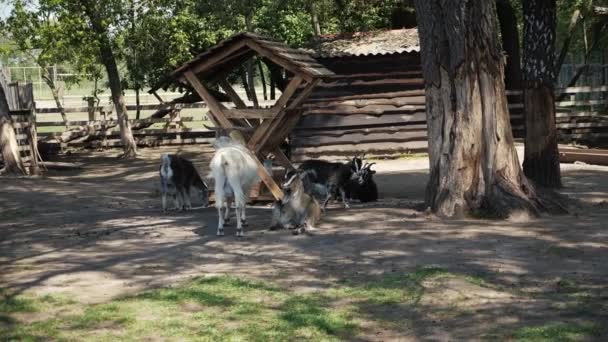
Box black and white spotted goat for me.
[159,154,209,212]
[297,156,361,210]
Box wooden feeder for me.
[158,32,335,200]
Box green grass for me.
[4,267,587,341]
[512,322,602,341]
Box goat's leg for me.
[223,199,231,223]
[339,187,351,209]
[183,187,192,210]
[322,193,332,211]
[235,206,244,237]
[161,192,168,213]
[216,206,225,236]
[240,205,248,226]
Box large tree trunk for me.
[414,0,540,218]
[522,0,561,188]
[85,6,138,158]
[496,0,522,90]
[0,84,25,175]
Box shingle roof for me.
[304,29,420,58]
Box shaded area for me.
[1,147,608,340]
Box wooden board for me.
[291,130,428,147]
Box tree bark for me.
[522,0,561,188]
[41,71,68,127]
[496,0,522,90]
[84,4,138,158]
[414,0,540,218]
[310,1,322,37]
[258,60,267,101]
[0,83,25,175]
[555,9,581,76]
[135,88,141,119]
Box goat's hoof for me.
[292,228,304,235]
[236,230,244,237]
[216,229,224,236]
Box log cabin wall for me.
[289,51,533,161]
[291,52,428,161]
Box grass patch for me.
[512,322,602,341]
[1,269,499,341]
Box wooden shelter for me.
[159,32,334,199]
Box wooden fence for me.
[29,83,608,159]
[37,102,215,149]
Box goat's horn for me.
[366,162,376,169]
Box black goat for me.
[297,156,360,210]
[347,162,378,203]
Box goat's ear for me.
[371,170,376,174]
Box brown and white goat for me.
[271,170,322,235]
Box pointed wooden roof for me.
[151,32,334,92]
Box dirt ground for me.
[1,146,608,340]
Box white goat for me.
[209,135,260,237]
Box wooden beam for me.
[218,78,247,109]
[184,70,233,128]
[247,76,303,151]
[244,39,314,83]
[226,108,275,119]
[255,79,321,153]
[186,40,248,78]
[271,147,294,170]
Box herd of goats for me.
[159,132,378,237]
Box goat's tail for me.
[210,153,248,208]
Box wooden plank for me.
[225,108,275,119]
[302,96,426,108]
[316,78,425,88]
[297,111,427,129]
[291,130,428,147]
[306,89,425,102]
[184,71,233,129]
[560,148,608,165]
[218,78,247,109]
[304,104,425,115]
[291,140,428,155]
[557,85,608,94]
[556,99,608,107]
[294,124,429,137]
[247,76,303,151]
[187,40,249,77]
[270,147,294,171]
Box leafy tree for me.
[413,0,547,218]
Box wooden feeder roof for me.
[151,32,334,92]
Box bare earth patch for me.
[1,146,608,340]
